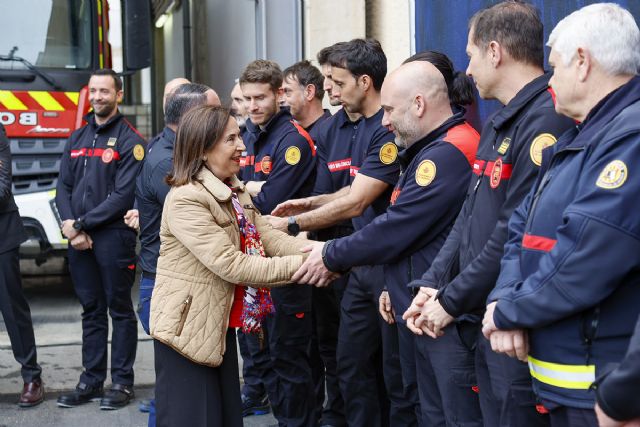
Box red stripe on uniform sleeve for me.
[522,233,557,252]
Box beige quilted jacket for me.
[150,168,307,367]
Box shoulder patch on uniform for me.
[379,142,398,165]
[285,146,301,165]
[133,144,145,161]
[529,133,557,166]
[415,160,436,187]
[596,160,627,189]
[497,137,511,155]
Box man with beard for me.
[55,69,145,410]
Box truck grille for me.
[10,138,66,195]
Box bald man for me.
[293,55,481,425]
[162,77,190,112]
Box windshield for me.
[0,0,93,70]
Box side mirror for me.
[122,0,151,71]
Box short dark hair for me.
[239,60,283,92]
[90,68,122,91]
[164,83,209,126]
[167,106,232,187]
[403,51,475,106]
[326,38,387,91]
[469,1,544,68]
[316,42,349,66]
[283,60,325,101]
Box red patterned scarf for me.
[229,191,275,341]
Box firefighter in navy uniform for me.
[484,4,640,426]
[403,3,575,427]
[55,69,145,410]
[237,59,317,427]
[271,40,413,427]
[300,55,482,426]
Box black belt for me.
[142,270,156,280]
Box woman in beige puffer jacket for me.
[150,106,309,427]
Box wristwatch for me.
[72,219,84,231]
[287,216,300,236]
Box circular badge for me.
[415,160,437,187]
[490,158,503,189]
[529,133,557,166]
[596,160,628,189]
[379,142,398,165]
[101,148,114,164]
[285,146,301,165]
[133,144,145,161]
[261,156,272,174]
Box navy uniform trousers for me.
[337,265,417,427]
[67,227,138,386]
[241,283,316,427]
[0,247,42,383]
[476,332,550,427]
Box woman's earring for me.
[203,156,207,162]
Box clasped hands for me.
[61,219,93,251]
[402,287,453,338]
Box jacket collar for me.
[246,108,292,137]
[196,167,245,202]
[83,111,123,132]
[398,109,467,169]
[492,72,551,130]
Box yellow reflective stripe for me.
[528,356,595,390]
[65,92,79,105]
[0,90,28,110]
[529,368,594,390]
[98,26,103,43]
[528,355,595,374]
[28,91,64,111]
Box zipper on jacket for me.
[81,133,99,212]
[582,305,600,365]
[525,147,584,232]
[175,295,193,336]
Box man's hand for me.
[488,329,529,362]
[291,242,338,287]
[124,209,139,231]
[70,232,93,251]
[61,219,79,240]
[594,402,640,427]
[264,215,288,232]
[403,287,437,335]
[482,301,499,339]
[379,290,395,324]
[246,181,265,197]
[271,197,313,217]
[421,297,454,339]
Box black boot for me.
[99,384,134,410]
[57,382,104,408]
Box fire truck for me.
[0,0,150,265]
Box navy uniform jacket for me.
[323,113,479,321]
[409,73,574,319]
[306,109,332,143]
[596,314,640,421]
[489,76,640,409]
[349,108,400,231]
[0,124,27,253]
[312,108,361,240]
[56,112,146,230]
[136,126,175,274]
[240,108,316,214]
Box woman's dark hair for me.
[167,105,232,187]
[403,50,475,106]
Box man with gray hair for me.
[134,82,220,426]
[482,3,640,425]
